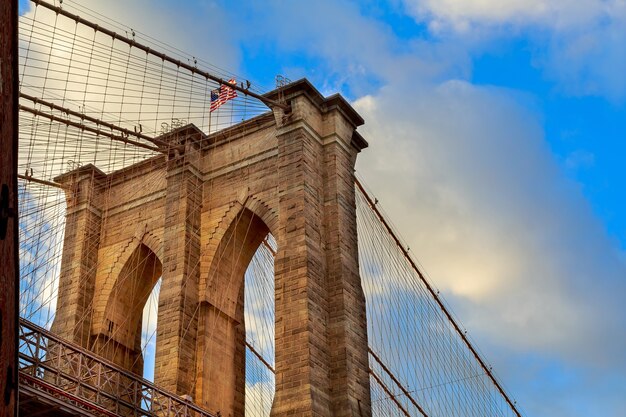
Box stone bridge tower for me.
[50,79,372,417]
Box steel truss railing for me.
[18,319,214,417]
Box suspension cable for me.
[355,178,522,417]
[29,0,290,111]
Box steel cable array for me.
[16,1,523,416]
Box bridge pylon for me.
[50,79,372,417]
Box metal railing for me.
[18,319,214,417]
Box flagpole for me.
[208,107,212,135]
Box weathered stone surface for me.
[51,79,371,417]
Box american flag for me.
[210,79,238,112]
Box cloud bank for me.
[405,0,615,29]
[354,80,626,367]
[403,0,626,100]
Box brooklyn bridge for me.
[2,1,524,416]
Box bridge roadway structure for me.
[18,319,214,417]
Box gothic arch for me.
[91,242,163,375]
[197,205,271,416]
[245,194,278,238]
[92,230,163,337]
[199,194,277,302]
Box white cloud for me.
[60,0,240,71]
[564,150,595,170]
[404,0,615,30]
[354,79,626,370]
[401,0,626,100]
[541,12,626,100]
[233,0,473,95]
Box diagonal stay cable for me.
[355,178,523,417]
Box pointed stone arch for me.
[198,194,277,304]
[197,206,271,416]
[91,230,163,342]
[91,242,163,375]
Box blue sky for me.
[19,1,626,416]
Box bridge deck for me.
[20,374,114,417]
[18,319,214,417]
